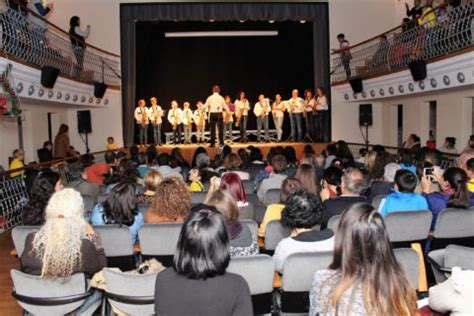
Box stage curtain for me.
[120,2,329,146]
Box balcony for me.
[331,3,473,101]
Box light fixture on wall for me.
[165,31,278,38]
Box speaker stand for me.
[363,123,369,150]
[84,133,90,154]
[303,132,314,143]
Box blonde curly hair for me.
[149,177,191,221]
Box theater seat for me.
[139,223,182,267]
[393,248,420,290]
[264,220,291,254]
[327,215,341,233]
[431,208,474,250]
[428,245,474,283]
[12,225,39,258]
[263,189,280,206]
[384,210,432,247]
[93,225,135,271]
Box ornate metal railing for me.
[331,2,473,84]
[0,2,121,86]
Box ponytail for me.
[444,168,470,209]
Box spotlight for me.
[210,19,215,22]
[300,20,306,23]
[269,20,275,23]
[239,20,245,23]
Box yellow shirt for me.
[188,181,205,192]
[258,203,285,237]
[468,179,474,193]
[9,159,24,178]
[106,143,118,150]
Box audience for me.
[37,141,53,163]
[171,147,190,170]
[257,155,287,201]
[188,169,205,192]
[273,190,333,273]
[309,203,418,315]
[136,152,151,178]
[194,152,218,183]
[9,149,25,178]
[222,153,250,180]
[466,157,474,193]
[154,210,252,315]
[319,166,343,202]
[90,182,144,244]
[213,172,253,219]
[365,153,395,201]
[53,124,76,159]
[106,136,118,151]
[204,190,258,256]
[136,170,163,205]
[66,164,100,203]
[145,177,191,223]
[295,163,320,196]
[378,169,428,216]
[399,148,417,174]
[82,154,111,185]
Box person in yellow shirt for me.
[258,177,304,237]
[9,149,25,178]
[467,158,474,193]
[106,136,118,151]
[188,169,205,192]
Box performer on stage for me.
[167,100,183,145]
[204,85,226,147]
[316,87,329,142]
[234,91,250,143]
[272,94,285,142]
[134,99,149,145]
[287,89,305,141]
[182,101,194,145]
[194,101,207,144]
[304,89,316,140]
[253,94,271,143]
[149,97,164,146]
[223,96,234,144]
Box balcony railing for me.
[0,2,121,87]
[331,2,473,85]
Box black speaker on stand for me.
[77,110,91,153]
[41,66,60,88]
[359,104,372,150]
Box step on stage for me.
[154,142,329,164]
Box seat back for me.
[190,192,207,204]
[263,188,280,206]
[93,225,135,270]
[264,220,291,252]
[103,268,157,315]
[227,254,275,314]
[98,194,108,204]
[444,245,474,270]
[385,210,432,246]
[12,225,39,257]
[238,202,255,220]
[432,208,474,249]
[240,219,258,242]
[280,251,333,313]
[393,248,419,290]
[242,180,254,195]
[10,270,90,315]
[371,194,385,209]
[327,215,341,233]
[138,223,182,266]
[81,194,95,215]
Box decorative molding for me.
[332,51,474,102]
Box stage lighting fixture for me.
[269,20,275,23]
[165,31,278,38]
[300,20,306,23]
[239,20,245,23]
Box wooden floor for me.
[0,231,21,315]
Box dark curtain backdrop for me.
[121,2,329,146]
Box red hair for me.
[219,173,247,203]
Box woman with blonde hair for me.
[295,164,320,196]
[137,170,163,205]
[222,153,250,180]
[21,189,106,311]
[146,177,191,223]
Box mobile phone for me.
[423,167,434,177]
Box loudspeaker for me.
[77,110,92,134]
[94,82,108,99]
[359,104,373,126]
[40,66,60,88]
[349,78,363,94]
[408,60,427,81]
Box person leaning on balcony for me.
[53,124,77,159]
[69,16,90,76]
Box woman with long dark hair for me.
[22,171,62,225]
[53,124,76,159]
[309,203,418,315]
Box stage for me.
[153,142,329,165]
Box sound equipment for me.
[359,104,373,126]
[94,82,108,99]
[77,110,92,134]
[349,78,363,94]
[40,66,60,88]
[408,60,427,81]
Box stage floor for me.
[153,142,328,164]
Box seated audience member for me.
[209,173,252,219]
[458,148,474,183]
[191,146,208,168]
[106,136,118,151]
[146,177,191,224]
[66,164,100,203]
[188,169,205,192]
[440,137,458,154]
[82,154,111,185]
[154,153,183,180]
[106,159,139,193]
[461,135,474,153]
[259,177,304,237]
[257,155,287,201]
[222,153,250,180]
[171,147,191,169]
[320,166,343,202]
[136,152,151,178]
[314,153,326,180]
[356,147,368,164]
[365,154,394,201]
[324,144,338,168]
[248,146,265,167]
[154,210,253,315]
[379,169,428,217]
[403,133,421,158]
[129,145,140,165]
[384,162,401,183]
[237,148,250,169]
[309,203,418,315]
[299,145,316,164]
[9,149,25,178]
[423,148,443,169]
[37,141,53,163]
[295,163,320,196]
[136,170,163,205]
[422,167,474,230]
[399,148,417,174]
[273,190,333,273]
[429,267,474,316]
[90,182,144,244]
[335,140,356,168]
[22,171,62,225]
[21,189,106,313]
[466,158,474,193]
[322,168,367,226]
[283,146,297,169]
[205,190,258,256]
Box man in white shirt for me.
[148,97,164,146]
[167,100,183,145]
[134,99,149,145]
[182,101,194,145]
[234,91,251,143]
[254,95,271,143]
[204,85,226,147]
[287,89,305,142]
[315,87,330,142]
